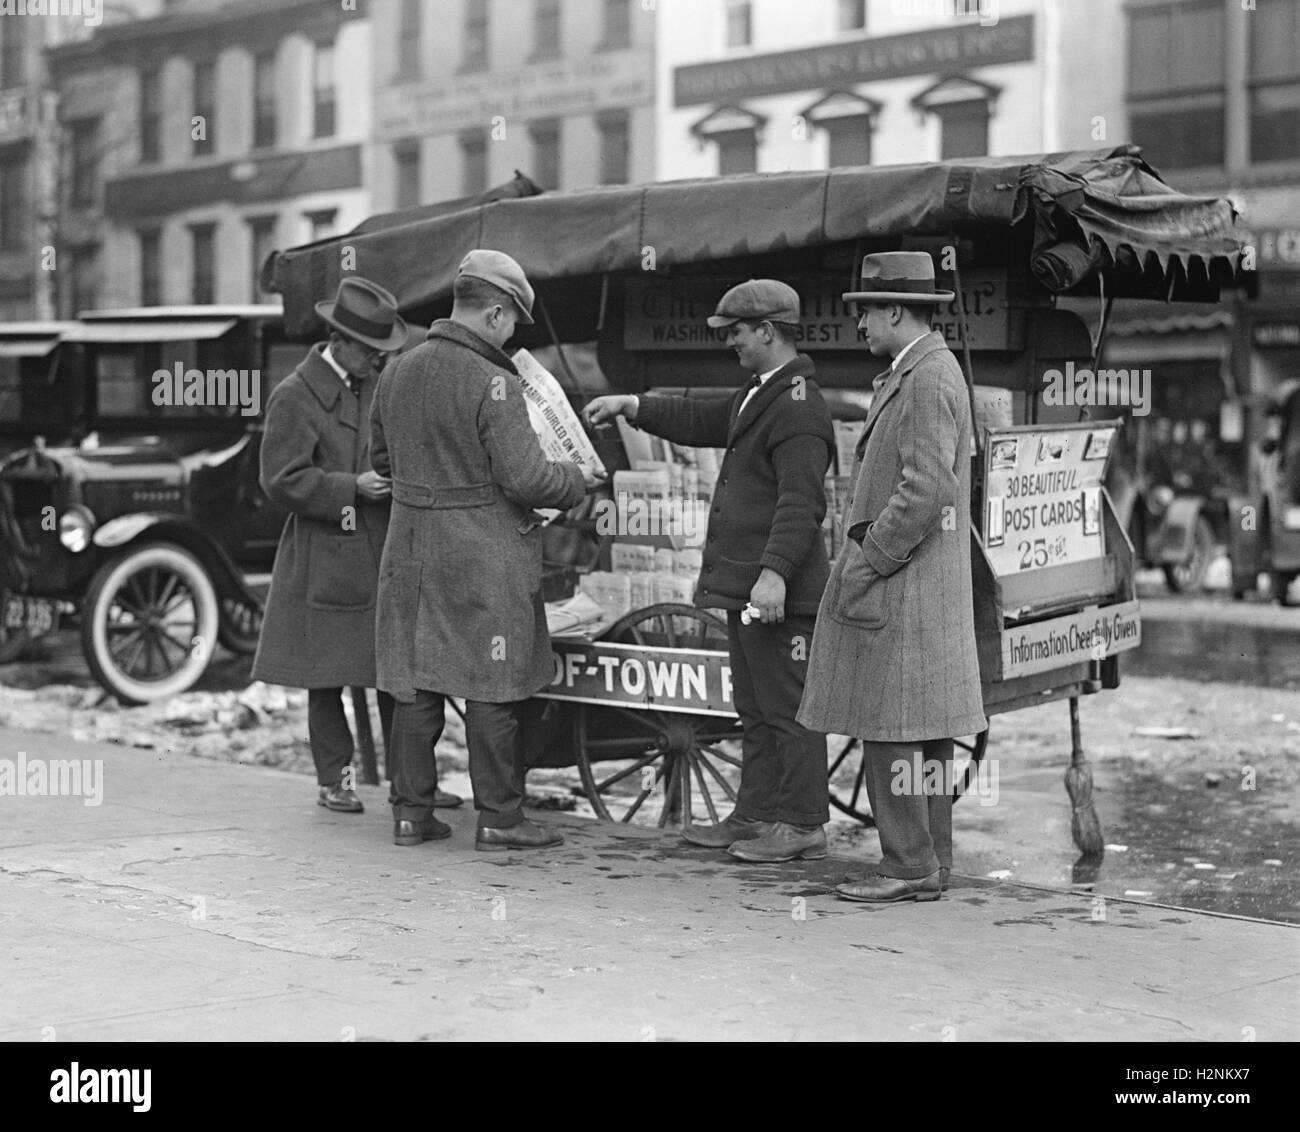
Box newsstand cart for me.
[266,145,1243,849]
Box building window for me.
[140,68,161,164]
[248,216,276,300]
[398,0,422,77]
[691,104,764,176]
[305,209,337,241]
[139,228,162,306]
[190,223,216,304]
[912,75,998,160]
[459,129,487,195]
[0,20,24,88]
[193,60,215,157]
[600,0,631,49]
[463,0,489,72]
[529,119,560,189]
[0,147,26,250]
[71,245,99,315]
[837,0,865,32]
[253,50,277,150]
[533,0,561,60]
[1249,0,1300,164]
[1127,0,1225,170]
[69,119,100,209]
[597,111,629,184]
[394,143,420,208]
[313,40,336,139]
[803,90,880,168]
[726,1,752,48]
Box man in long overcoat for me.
[372,250,596,850]
[253,277,409,814]
[798,252,986,903]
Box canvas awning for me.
[267,146,1244,341]
[62,319,238,344]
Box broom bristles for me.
[1065,761,1105,855]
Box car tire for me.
[82,542,220,705]
[1163,516,1214,593]
[1273,571,1296,607]
[0,628,32,665]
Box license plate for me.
[1,592,60,638]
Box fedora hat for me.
[315,276,409,351]
[843,251,954,306]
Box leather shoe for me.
[728,822,827,862]
[681,813,769,848]
[434,788,464,808]
[394,815,452,846]
[835,871,942,903]
[318,785,364,813]
[475,817,563,852]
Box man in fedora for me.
[253,276,461,815]
[584,280,835,862]
[798,251,986,903]
[373,249,602,849]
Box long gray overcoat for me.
[251,344,389,688]
[797,332,986,742]
[371,320,585,704]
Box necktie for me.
[737,374,763,418]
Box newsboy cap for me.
[706,279,802,329]
[456,249,535,325]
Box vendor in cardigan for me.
[583,280,835,863]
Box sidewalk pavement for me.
[2,727,1297,1042]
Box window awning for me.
[63,319,238,344]
[0,338,62,358]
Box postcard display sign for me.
[981,422,1141,679]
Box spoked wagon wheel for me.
[574,603,743,828]
[827,727,991,824]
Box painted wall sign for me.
[624,271,1012,351]
[672,14,1034,106]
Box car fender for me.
[1151,496,1207,565]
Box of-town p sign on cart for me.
[267,146,1244,851]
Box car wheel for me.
[82,542,219,705]
[217,595,263,655]
[0,628,32,665]
[1163,516,1214,593]
[1273,571,1297,607]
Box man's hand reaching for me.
[582,395,638,426]
[356,469,392,501]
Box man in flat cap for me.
[254,277,466,814]
[798,251,986,903]
[373,249,603,850]
[584,279,835,862]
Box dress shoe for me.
[475,817,563,852]
[681,813,769,848]
[728,821,828,862]
[835,871,942,903]
[435,788,464,808]
[318,785,364,813]
[393,815,452,846]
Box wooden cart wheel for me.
[573,603,744,828]
[827,727,991,825]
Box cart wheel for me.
[827,727,991,825]
[573,603,744,827]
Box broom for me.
[1066,696,1104,854]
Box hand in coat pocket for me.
[833,546,889,628]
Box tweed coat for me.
[797,332,986,742]
[251,344,389,689]
[371,320,585,704]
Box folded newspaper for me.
[511,349,607,522]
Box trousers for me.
[726,611,829,827]
[861,738,954,880]
[390,691,527,828]
[306,687,394,787]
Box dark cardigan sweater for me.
[634,353,835,615]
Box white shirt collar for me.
[321,344,352,386]
[891,332,930,373]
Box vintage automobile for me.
[0,321,77,461]
[0,305,299,698]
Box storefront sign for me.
[375,49,653,139]
[983,423,1118,575]
[540,640,732,716]
[624,271,1012,351]
[673,14,1034,106]
[1238,227,1300,270]
[1001,600,1141,679]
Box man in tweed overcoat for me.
[798,252,986,903]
